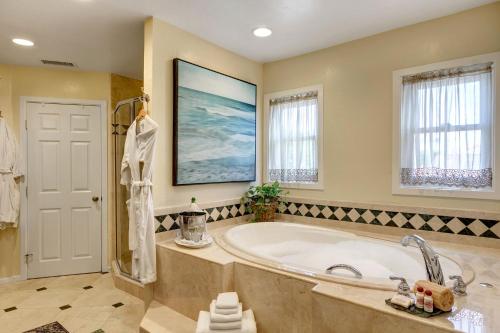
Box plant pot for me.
[252,202,278,222]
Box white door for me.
[26,101,102,278]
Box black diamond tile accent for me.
[294,210,302,216]
[317,205,325,211]
[385,211,397,218]
[59,304,71,310]
[216,214,224,221]
[341,215,352,222]
[401,222,414,229]
[328,213,337,220]
[305,212,314,217]
[370,210,382,216]
[480,230,499,239]
[83,285,93,290]
[458,227,475,236]
[155,215,166,223]
[355,217,366,224]
[437,225,453,234]
[155,224,167,233]
[316,212,326,219]
[419,224,433,231]
[4,307,17,312]
[457,217,475,226]
[328,206,337,213]
[305,204,314,210]
[480,219,498,228]
[168,213,179,222]
[402,212,415,220]
[385,221,398,227]
[207,216,214,223]
[419,214,433,222]
[355,208,366,215]
[168,223,180,231]
[438,215,453,223]
[370,218,382,225]
[112,302,124,308]
[36,287,47,292]
[205,208,214,214]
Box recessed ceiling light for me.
[253,27,272,38]
[12,38,34,47]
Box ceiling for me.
[0,0,496,79]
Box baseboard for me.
[0,275,22,285]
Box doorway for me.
[20,98,107,279]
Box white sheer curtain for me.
[268,91,318,183]
[400,62,493,188]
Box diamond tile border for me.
[278,201,499,239]
[154,203,250,233]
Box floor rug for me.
[23,321,69,333]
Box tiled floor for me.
[0,273,144,333]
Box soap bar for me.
[390,294,412,308]
[414,280,454,312]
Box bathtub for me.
[218,222,468,290]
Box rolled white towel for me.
[216,292,239,309]
[210,300,242,322]
[196,310,256,333]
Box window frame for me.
[392,52,500,200]
[264,84,324,190]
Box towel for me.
[216,292,239,309]
[196,310,256,333]
[209,320,242,330]
[214,302,241,315]
[210,300,242,322]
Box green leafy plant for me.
[241,181,288,222]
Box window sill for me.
[280,182,324,191]
[393,185,500,200]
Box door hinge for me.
[26,186,28,198]
[24,253,33,264]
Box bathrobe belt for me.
[0,169,13,174]
[129,179,153,253]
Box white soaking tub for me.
[218,222,468,290]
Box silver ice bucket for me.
[179,211,207,242]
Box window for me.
[264,85,323,189]
[393,53,500,199]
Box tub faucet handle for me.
[389,276,411,297]
[449,275,467,296]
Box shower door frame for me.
[18,96,108,281]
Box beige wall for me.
[0,64,111,278]
[263,2,500,213]
[144,18,263,209]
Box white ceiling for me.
[0,0,496,79]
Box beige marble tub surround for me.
[154,242,234,319]
[153,220,500,333]
[140,300,196,333]
[234,262,315,333]
[111,260,154,307]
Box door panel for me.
[27,102,102,278]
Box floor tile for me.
[18,289,84,309]
[0,307,61,333]
[0,290,36,310]
[56,305,114,333]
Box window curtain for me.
[400,62,493,188]
[268,91,318,183]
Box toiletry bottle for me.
[415,286,424,309]
[424,290,433,313]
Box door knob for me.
[92,196,99,202]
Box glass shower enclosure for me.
[112,96,145,280]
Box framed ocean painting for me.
[173,59,257,185]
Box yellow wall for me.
[263,2,500,212]
[144,18,263,209]
[0,64,111,278]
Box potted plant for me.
[241,181,288,222]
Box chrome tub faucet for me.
[401,234,445,286]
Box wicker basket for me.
[252,202,278,222]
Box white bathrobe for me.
[120,115,159,284]
[0,118,23,230]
